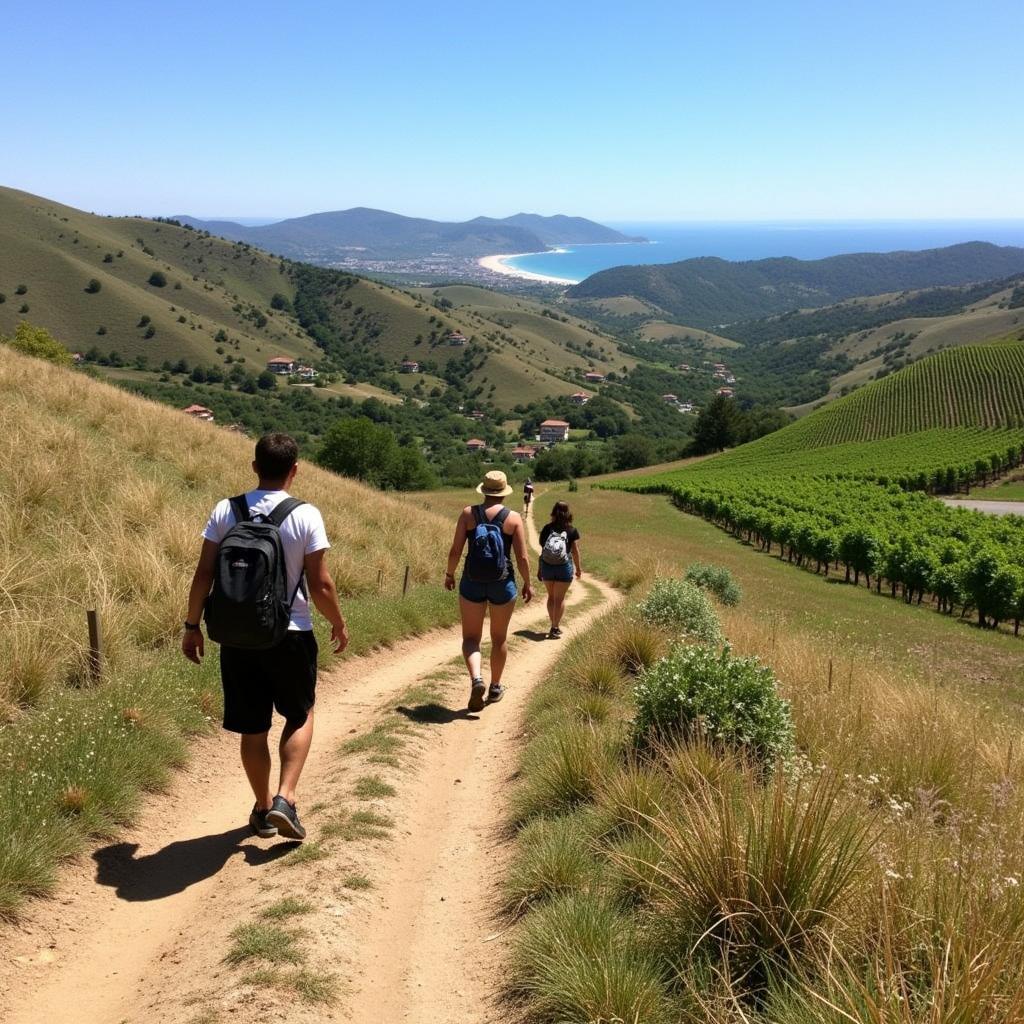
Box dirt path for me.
[939,497,1024,516]
[0,507,618,1024]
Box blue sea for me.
[503,221,1024,284]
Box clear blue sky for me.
[7,0,1023,221]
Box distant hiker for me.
[445,470,533,710]
[537,500,582,639]
[182,433,349,841]
[523,477,534,513]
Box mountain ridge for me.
[173,208,644,261]
[567,241,1024,328]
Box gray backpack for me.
[541,529,570,565]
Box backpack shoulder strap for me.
[471,504,486,526]
[229,494,250,525]
[266,497,306,528]
[494,507,512,528]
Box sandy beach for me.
[477,252,578,285]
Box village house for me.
[539,418,571,443]
[678,401,694,414]
[584,371,606,384]
[470,409,486,421]
[447,331,468,346]
[295,365,318,381]
[182,404,215,422]
[676,363,691,371]
[267,356,297,375]
[569,392,590,406]
[716,387,735,397]
[662,393,679,404]
[465,438,487,453]
[399,360,420,374]
[512,445,538,463]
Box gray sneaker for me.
[487,683,505,703]
[265,795,306,841]
[249,803,277,839]
[468,678,486,712]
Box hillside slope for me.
[0,187,630,411]
[567,242,1024,327]
[0,186,320,369]
[0,348,457,915]
[759,342,1024,450]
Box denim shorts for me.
[459,575,518,605]
[539,561,574,583]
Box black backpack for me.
[204,495,306,650]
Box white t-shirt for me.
[202,489,330,631]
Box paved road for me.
[940,498,1024,516]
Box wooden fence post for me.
[86,609,103,683]
[402,565,410,598]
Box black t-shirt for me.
[539,523,580,548]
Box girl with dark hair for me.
[537,500,582,639]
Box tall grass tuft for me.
[511,893,677,1024]
[635,771,875,992]
[504,810,603,915]
[510,720,624,825]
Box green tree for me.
[148,271,167,287]
[690,394,745,454]
[3,321,72,366]
[318,416,398,486]
[84,278,102,294]
[610,433,657,470]
[257,370,277,390]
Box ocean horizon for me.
[502,219,1024,284]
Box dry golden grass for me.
[0,350,451,714]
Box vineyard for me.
[767,342,1024,447]
[610,346,1024,632]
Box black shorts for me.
[219,631,318,734]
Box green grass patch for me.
[353,774,397,800]
[225,922,304,965]
[243,966,339,1005]
[321,808,393,843]
[341,872,373,891]
[260,896,314,919]
[281,841,327,867]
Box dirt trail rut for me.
[0,506,618,1024]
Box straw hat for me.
[476,470,514,498]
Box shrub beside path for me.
[0,505,619,1024]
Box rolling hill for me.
[0,187,634,412]
[566,242,1024,327]
[176,208,643,261]
[0,344,463,915]
[611,344,1024,630]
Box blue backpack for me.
[465,505,511,583]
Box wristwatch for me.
[183,621,201,632]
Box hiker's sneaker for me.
[487,683,505,704]
[265,795,306,840]
[468,678,486,712]
[249,803,277,838]
[549,626,563,639]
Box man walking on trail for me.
[182,433,349,841]
[523,477,534,514]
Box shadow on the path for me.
[513,628,551,642]
[93,827,298,901]
[395,703,479,725]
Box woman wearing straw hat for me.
[445,470,533,711]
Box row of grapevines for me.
[612,426,1024,632]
